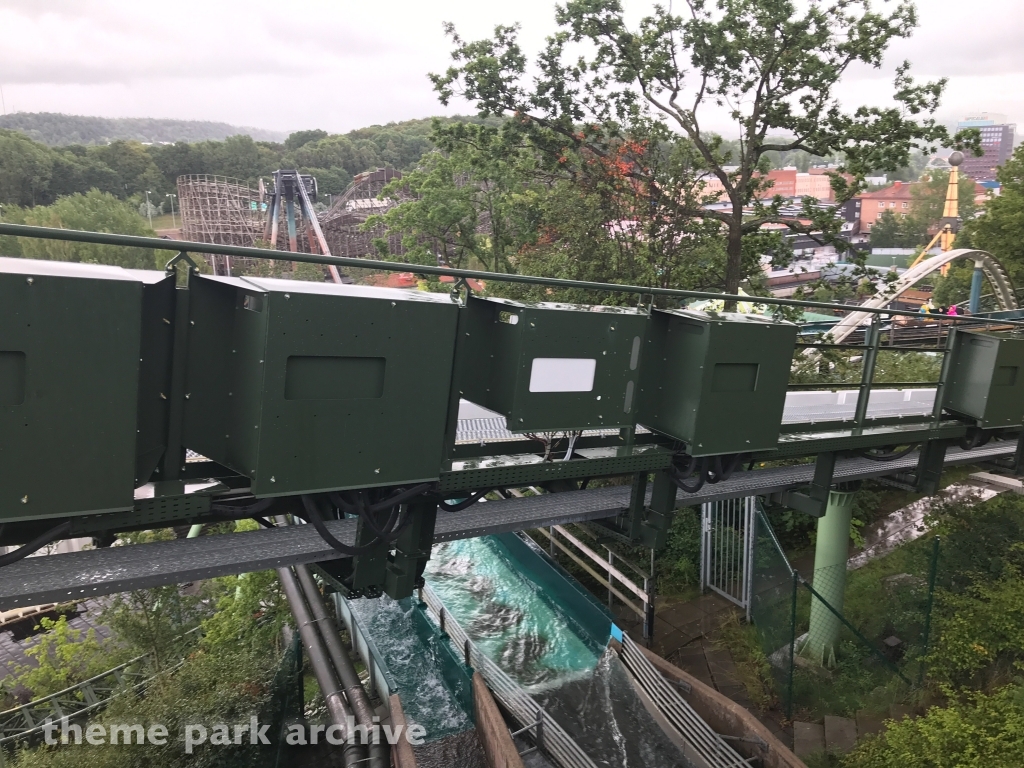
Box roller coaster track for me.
[0,628,200,747]
[829,249,1018,343]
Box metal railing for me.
[617,634,749,768]
[2,222,1023,329]
[418,583,598,768]
[0,627,201,747]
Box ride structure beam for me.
[0,440,1013,611]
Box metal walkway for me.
[0,441,1011,611]
[455,389,939,444]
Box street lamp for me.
[166,193,178,229]
[145,190,154,229]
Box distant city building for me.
[855,181,914,232]
[957,114,1016,181]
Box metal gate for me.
[700,496,756,620]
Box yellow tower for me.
[939,151,964,252]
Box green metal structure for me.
[0,222,1022,605]
[638,308,797,455]
[802,490,856,667]
[456,296,648,432]
[943,329,1024,429]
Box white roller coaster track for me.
[828,249,1018,343]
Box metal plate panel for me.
[456,296,648,432]
[0,264,144,521]
[639,309,797,455]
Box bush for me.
[843,683,1024,768]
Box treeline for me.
[0,116,492,212]
[0,112,288,146]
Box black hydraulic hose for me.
[437,489,492,512]
[348,492,404,539]
[299,495,412,556]
[0,521,72,569]
[706,454,742,484]
[294,566,388,768]
[671,458,707,494]
[858,444,918,462]
[277,565,365,767]
[332,484,433,517]
[672,454,699,479]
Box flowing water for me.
[424,536,694,768]
[348,596,473,742]
[425,537,600,691]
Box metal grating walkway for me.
[0,441,1012,611]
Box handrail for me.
[0,626,202,745]
[3,222,1024,327]
[418,583,598,768]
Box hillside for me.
[0,113,289,146]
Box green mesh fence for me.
[749,505,799,719]
[749,503,940,721]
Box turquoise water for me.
[348,596,473,742]
[424,536,600,691]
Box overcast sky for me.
[0,0,1021,136]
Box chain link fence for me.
[748,503,941,720]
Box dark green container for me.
[183,275,459,496]
[454,296,648,432]
[0,258,174,522]
[943,330,1024,428]
[638,309,797,456]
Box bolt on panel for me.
[943,330,1024,428]
[183,275,460,495]
[638,308,797,456]
[0,258,175,522]
[454,296,648,432]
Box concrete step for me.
[824,715,858,755]
[793,722,825,759]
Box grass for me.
[716,612,776,711]
[148,212,179,231]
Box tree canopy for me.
[429,0,978,293]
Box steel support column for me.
[969,261,985,315]
[803,490,855,667]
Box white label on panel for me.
[528,358,597,393]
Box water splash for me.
[348,596,472,741]
[425,537,600,692]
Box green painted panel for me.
[184,275,459,495]
[455,296,648,432]
[0,258,164,522]
[638,309,797,456]
[944,330,1024,428]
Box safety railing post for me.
[853,314,881,430]
[787,570,798,721]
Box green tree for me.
[283,128,329,151]
[7,615,118,700]
[870,210,919,249]
[963,144,1024,286]
[91,140,165,197]
[0,130,55,206]
[16,190,159,268]
[431,0,977,294]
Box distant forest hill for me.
[0,115,494,211]
[0,113,289,146]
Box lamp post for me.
[145,190,154,229]
[166,193,177,229]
